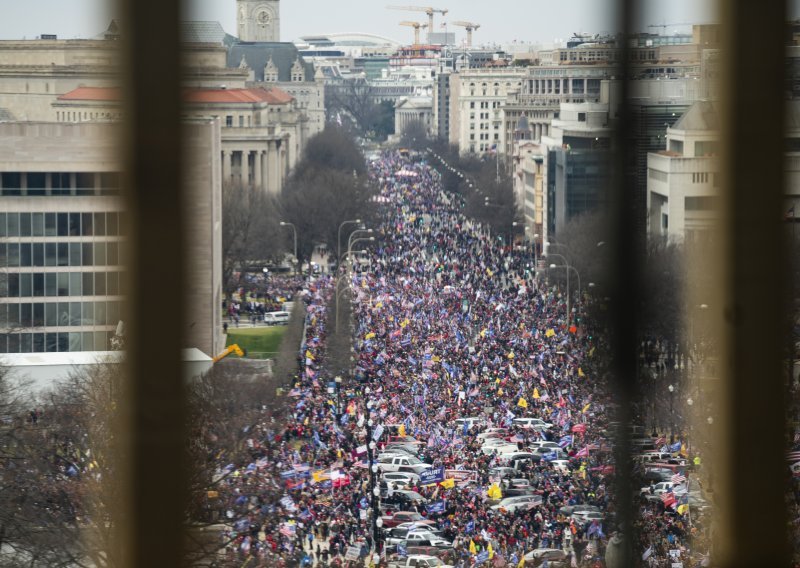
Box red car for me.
[380,510,430,528]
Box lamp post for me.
[334,375,343,416]
[668,384,675,444]
[513,222,540,279]
[337,219,362,262]
[347,237,375,270]
[346,228,374,259]
[279,221,297,275]
[546,252,580,326]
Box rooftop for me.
[57,86,293,105]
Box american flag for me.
[787,450,800,462]
[661,492,677,508]
[671,473,686,485]
[654,436,667,446]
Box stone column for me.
[261,151,270,194]
[254,150,263,191]
[276,141,284,194]
[222,150,232,184]
[241,150,250,187]
[271,140,281,193]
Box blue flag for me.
[426,501,445,514]
[669,441,682,453]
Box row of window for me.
[0,330,116,354]
[2,271,125,298]
[0,242,122,268]
[0,212,124,238]
[0,172,120,196]
[1,300,123,329]
[470,133,500,141]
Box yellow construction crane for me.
[452,21,480,47]
[212,343,245,363]
[399,20,428,45]
[647,23,692,34]
[387,5,448,42]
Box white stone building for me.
[647,101,720,241]
[453,68,525,155]
[394,97,433,138]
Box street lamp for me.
[279,221,297,276]
[337,219,362,261]
[546,252,580,326]
[668,384,675,443]
[347,237,375,269]
[347,228,374,257]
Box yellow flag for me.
[578,367,585,377]
[498,388,504,396]
[488,543,494,559]
[517,555,526,568]
[517,397,528,408]
[677,504,689,515]
[680,443,688,457]
[486,267,493,277]
[533,388,540,399]
[433,355,441,362]
[480,328,487,338]
[582,403,591,413]
[487,483,502,499]
[440,478,455,489]
[507,351,515,359]
[469,540,477,555]
[398,424,406,437]
[306,350,315,360]
[588,346,596,357]
[365,332,376,340]
[545,328,555,338]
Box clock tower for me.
[237,0,280,42]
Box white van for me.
[264,311,290,325]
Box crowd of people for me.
[207,150,709,567]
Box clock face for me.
[256,9,271,25]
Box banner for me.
[419,466,445,485]
[372,424,385,441]
[426,500,445,514]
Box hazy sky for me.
[0,0,747,45]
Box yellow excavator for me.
[213,343,245,363]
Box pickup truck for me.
[388,554,453,568]
[377,455,430,474]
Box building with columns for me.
[54,86,302,195]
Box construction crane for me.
[387,5,448,42]
[399,21,428,45]
[452,21,480,47]
[212,343,245,363]
[647,23,692,34]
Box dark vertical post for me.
[608,0,638,563]
[120,0,186,565]
[717,0,789,563]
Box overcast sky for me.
[0,0,766,45]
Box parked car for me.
[490,495,543,513]
[263,311,290,325]
[512,417,553,430]
[381,511,430,529]
[387,554,453,568]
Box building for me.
[0,122,125,354]
[453,68,525,155]
[393,96,433,138]
[646,101,720,241]
[0,120,223,357]
[53,85,301,195]
[236,0,281,43]
[512,138,547,247]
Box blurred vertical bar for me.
[607,0,637,562]
[716,0,790,564]
[119,0,186,565]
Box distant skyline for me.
[1,0,795,46]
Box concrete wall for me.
[183,118,224,358]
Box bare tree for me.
[222,181,286,291]
[0,358,124,568]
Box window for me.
[226,116,233,127]
[578,112,587,122]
